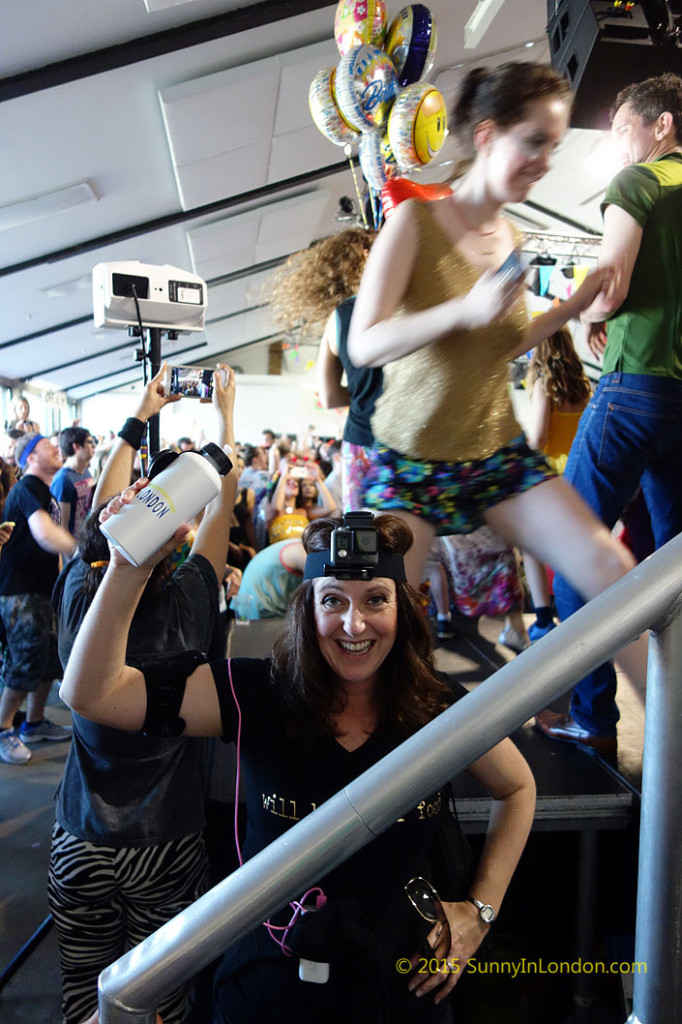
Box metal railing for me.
[96,533,682,1024]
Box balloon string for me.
[347,153,369,230]
[374,190,382,231]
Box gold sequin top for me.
[370,200,530,463]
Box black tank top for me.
[336,297,383,448]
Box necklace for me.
[460,210,501,237]
[450,193,502,237]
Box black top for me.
[212,657,468,1021]
[0,475,60,597]
[336,297,383,448]
[51,553,218,846]
[231,487,251,547]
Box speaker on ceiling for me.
[547,0,682,129]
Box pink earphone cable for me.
[227,658,326,955]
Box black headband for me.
[303,549,407,582]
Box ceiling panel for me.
[0,0,627,399]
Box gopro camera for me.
[328,512,378,579]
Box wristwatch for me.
[465,896,496,924]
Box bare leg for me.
[389,510,437,589]
[0,686,25,731]
[425,561,451,618]
[522,552,551,611]
[25,681,53,725]
[484,478,646,695]
[506,609,528,637]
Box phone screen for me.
[169,366,214,399]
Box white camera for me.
[92,261,207,332]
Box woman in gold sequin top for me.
[348,62,647,708]
[266,458,337,544]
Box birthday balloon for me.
[385,5,437,87]
[336,44,399,132]
[359,129,398,191]
[387,82,446,170]
[335,0,388,57]
[308,68,359,147]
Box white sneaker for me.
[19,718,72,744]
[0,727,32,764]
[498,626,530,654]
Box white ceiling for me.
[0,0,615,403]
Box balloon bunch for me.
[308,2,447,228]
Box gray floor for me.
[0,614,644,1024]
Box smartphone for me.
[495,248,525,285]
[298,958,330,984]
[290,467,308,479]
[165,365,223,399]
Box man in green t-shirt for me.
[537,73,682,749]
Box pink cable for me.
[227,658,244,867]
[226,658,326,956]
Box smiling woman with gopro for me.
[61,508,534,1023]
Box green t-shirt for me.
[601,152,682,378]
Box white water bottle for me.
[101,443,232,566]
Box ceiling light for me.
[0,181,98,232]
[143,0,199,11]
[464,0,508,50]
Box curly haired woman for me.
[268,228,379,510]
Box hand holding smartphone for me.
[163,365,227,399]
[495,248,525,286]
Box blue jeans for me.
[554,372,682,735]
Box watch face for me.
[480,904,495,924]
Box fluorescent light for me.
[0,181,98,232]
[464,0,508,50]
[143,0,199,10]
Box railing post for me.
[628,601,682,1024]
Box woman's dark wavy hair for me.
[270,513,453,747]
[449,61,573,174]
[76,501,174,601]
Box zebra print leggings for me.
[48,823,210,1024]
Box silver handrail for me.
[97,533,682,1024]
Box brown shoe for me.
[534,710,617,753]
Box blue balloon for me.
[385,5,437,88]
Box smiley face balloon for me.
[335,0,388,56]
[387,81,447,170]
[309,68,359,147]
[335,44,399,132]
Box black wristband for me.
[117,417,146,450]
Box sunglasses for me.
[404,876,447,927]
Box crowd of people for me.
[1,59,681,1024]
